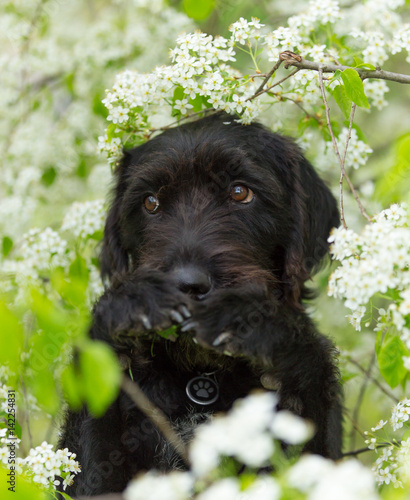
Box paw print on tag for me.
[186,376,219,405]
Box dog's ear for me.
[284,150,339,306]
[100,150,133,283]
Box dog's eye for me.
[230,185,254,203]
[143,195,160,214]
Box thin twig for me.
[349,352,377,450]
[281,96,323,125]
[248,68,300,101]
[318,68,372,225]
[339,103,357,228]
[146,108,218,138]
[343,442,394,457]
[344,411,367,440]
[121,376,189,465]
[284,55,410,84]
[253,59,284,96]
[348,357,399,403]
[19,376,33,451]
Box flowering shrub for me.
[1,0,410,498]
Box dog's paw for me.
[181,286,274,356]
[93,270,191,344]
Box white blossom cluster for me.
[22,441,80,491]
[99,25,264,163]
[288,455,380,499]
[391,23,410,62]
[322,128,373,171]
[61,200,106,240]
[364,80,390,110]
[124,471,193,500]
[391,398,410,431]
[98,0,410,167]
[0,228,70,289]
[350,30,389,66]
[364,407,410,488]
[123,391,379,500]
[0,390,80,491]
[0,0,193,239]
[190,392,313,477]
[328,204,410,331]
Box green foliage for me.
[2,236,13,257]
[62,340,121,417]
[376,333,409,389]
[332,84,353,119]
[183,0,215,20]
[375,132,410,205]
[0,302,24,381]
[340,68,369,109]
[0,466,47,500]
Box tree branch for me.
[318,68,372,225]
[348,356,399,403]
[284,55,410,84]
[121,376,189,466]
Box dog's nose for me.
[173,265,211,298]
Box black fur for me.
[60,113,342,496]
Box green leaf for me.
[80,341,121,417]
[183,0,214,20]
[0,412,22,440]
[2,236,13,257]
[41,166,57,186]
[0,302,24,374]
[353,57,376,70]
[341,371,358,384]
[377,335,409,388]
[61,362,83,411]
[31,368,59,414]
[340,68,369,109]
[172,86,185,103]
[374,132,410,205]
[106,123,118,142]
[332,85,353,119]
[157,325,178,341]
[0,466,48,499]
[189,94,205,113]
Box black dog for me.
[60,113,342,496]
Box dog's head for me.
[101,113,339,307]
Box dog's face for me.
[101,114,339,306]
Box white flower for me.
[287,454,334,492]
[241,476,281,500]
[174,99,193,115]
[124,471,193,500]
[371,420,388,432]
[190,392,277,477]
[390,399,410,431]
[270,410,314,445]
[61,200,106,240]
[197,478,240,500]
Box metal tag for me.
[186,375,219,405]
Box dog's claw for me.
[170,310,184,324]
[212,331,232,347]
[180,320,198,333]
[140,314,152,330]
[178,304,191,319]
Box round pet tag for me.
[186,375,219,405]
